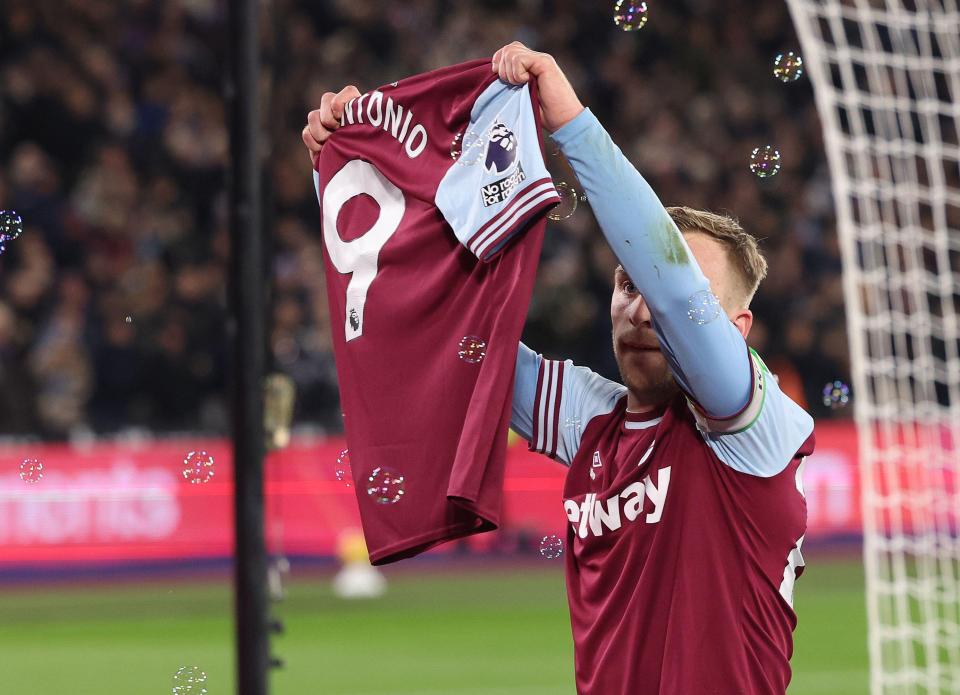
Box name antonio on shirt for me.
[339,90,428,159]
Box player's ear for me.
[732,309,753,340]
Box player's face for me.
[611,232,741,408]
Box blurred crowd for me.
[0,0,849,440]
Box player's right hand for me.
[492,41,584,133]
[303,85,361,163]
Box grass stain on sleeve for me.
[655,216,690,265]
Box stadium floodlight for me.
[785,0,960,692]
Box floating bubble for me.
[749,146,781,178]
[450,132,465,160]
[0,210,23,242]
[335,449,352,488]
[547,182,579,221]
[182,450,215,484]
[686,290,722,325]
[773,51,804,83]
[450,130,485,165]
[458,335,487,364]
[540,535,564,559]
[366,466,405,505]
[613,0,649,31]
[822,380,850,409]
[172,666,208,695]
[19,458,43,484]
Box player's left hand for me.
[303,85,362,164]
[492,41,584,133]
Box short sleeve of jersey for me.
[688,349,815,477]
[435,82,560,261]
[523,348,626,466]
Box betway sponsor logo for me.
[564,466,671,538]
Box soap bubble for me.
[773,52,804,83]
[172,666,207,694]
[539,535,564,559]
[335,449,352,488]
[547,182,579,221]
[686,290,722,325]
[614,0,649,31]
[749,146,782,178]
[450,130,485,165]
[366,466,405,504]
[19,458,43,484]
[458,335,487,364]
[182,450,215,484]
[0,210,23,241]
[450,132,465,160]
[822,380,851,409]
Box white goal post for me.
[784,0,960,692]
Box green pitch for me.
[0,557,867,694]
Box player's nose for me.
[626,294,653,327]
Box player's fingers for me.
[499,47,515,82]
[498,45,519,82]
[516,63,530,83]
[506,56,518,84]
[307,109,332,144]
[318,91,340,130]
[331,85,360,121]
[302,123,325,152]
[497,51,512,83]
[509,53,530,84]
[302,125,323,164]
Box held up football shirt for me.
[314,59,560,565]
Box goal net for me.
[784,0,960,692]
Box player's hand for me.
[491,41,584,133]
[302,85,361,164]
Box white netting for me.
[784,0,960,692]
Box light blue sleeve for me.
[512,342,626,466]
[552,109,815,477]
[435,81,560,261]
[550,108,752,420]
[510,342,542,443]
[689,350,815,477]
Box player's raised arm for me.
[494,43,751,420]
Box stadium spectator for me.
[0,0,848,438]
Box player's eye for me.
[620,280,638,295]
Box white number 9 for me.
[320,159,405,341]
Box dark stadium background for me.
[0,1,864,694]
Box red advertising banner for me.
[0,422,861,568]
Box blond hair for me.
[666,206,768,306]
